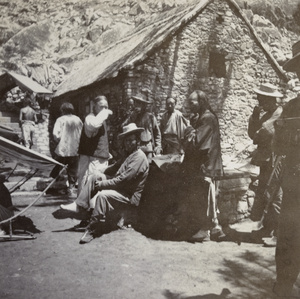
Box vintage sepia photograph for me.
[0,0,300,298]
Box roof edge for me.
[227,0,288,82]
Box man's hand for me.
[154,146,162,155]
[252,106,261,120]
[101,109,113,120]
[94,180,102,191]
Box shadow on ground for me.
[163,288,231,298]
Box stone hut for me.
[51,0,290,224]
[53,0,288,159]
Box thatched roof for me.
[53,0,288,99]
[0,71,52,97]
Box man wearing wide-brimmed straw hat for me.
[248,83,283,246]
[61,123,149,244]
[123,93,162,162]
[272,40,300,298]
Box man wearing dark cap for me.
[248,83,283,246]
[123,94,162,162]
[160,97,190,155]
[272,40,300,298]
[61,123,149,244]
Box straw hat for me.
[118,123,144,138]
[253,83,283,98]
[283,40,300,72]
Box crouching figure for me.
[61,123,149,244]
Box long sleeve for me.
[96,150,149,205]
[84,109,112,137]
[152,115,162,150]
[53,117,63,142]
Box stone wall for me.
[121,0,286,161]
[31,111,51,156]
[50,0,288,161]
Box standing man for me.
[19,95,37,149]
[123,94,162,162]
[61,123,149,244]
[183,90,224,242]
[248,83,283,246]
[77,95,112,194]
[160,97,189,155]
[273,40,300,298]
[52,102,83,198]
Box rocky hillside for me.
[0,0,299,94]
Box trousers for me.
[76,174,131,222]
[21,121,35,148]
[77,155,108,194]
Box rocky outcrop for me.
[0,0,299,94]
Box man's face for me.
[124,134,137,154]
[134,101,145,114]
[127,99,134,111]
[189,93,199,114]
[257,94,275,111]
[93,99,108,114]
[166,98,175,113]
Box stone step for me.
[0,111,20,123]
[2,122,21,131]
[4,176,68,192]
[0,116,13,123]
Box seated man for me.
[60,123,149,244]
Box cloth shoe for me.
[79,228,94,244]
[79,216,103,244]
[72,220,90,232]
[60,202,79,212]
[190,229,210,242]
[210,225,226,241]
[263,236,277,247]
[251,227,273,242]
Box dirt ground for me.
[1,193,299,299]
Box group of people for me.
[5,40,297,297]
[53,90,224,247]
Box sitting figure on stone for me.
[247,83,283,247]
[160,97,190,155]
[60,123,149,244]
